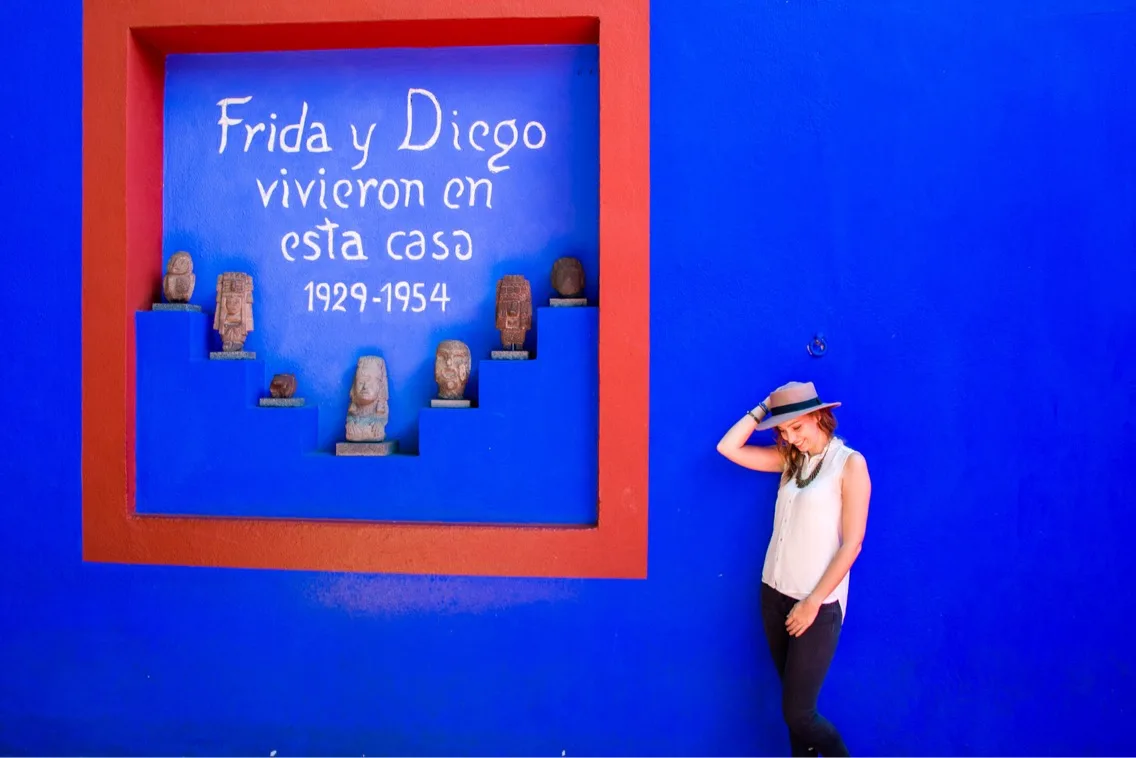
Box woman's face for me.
[777,412,825,454]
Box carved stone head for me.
[349,356,388,415]
[213,272,254,351]
[434,340,471,400]
[346,356,389,442]
[551,256,585,297]
[269,373,297,399]
[495,275,533,350]
[163,251,196,303]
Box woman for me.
[716,381,871,757]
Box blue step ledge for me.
[133,306,598,525]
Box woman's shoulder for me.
[833,436,867,467]
[837,440,869,482]
[830,435,853,455]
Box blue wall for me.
[2,1,1135,755]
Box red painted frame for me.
[82,0,649,579]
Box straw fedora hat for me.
[754,381,842,431]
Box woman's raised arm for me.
[716,402,783,473]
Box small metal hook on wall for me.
[806,333,827,357]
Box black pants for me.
[760,582,850,756]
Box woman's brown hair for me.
[772,408,838,484]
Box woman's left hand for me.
[785,598,820,637]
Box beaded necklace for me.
[794,438,833,489]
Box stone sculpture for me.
[163,251,196,303]
[152,251,201,311]
[550,256,586,306]
[270,373,297,398]
[211,272,254,358]
[432,340,472,408]
[336,356,398,455]
[259,372,305,407]
[346,356,388,440]
[493,274,532,358]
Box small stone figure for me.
[269,373,297,398]
[211,272,254,358]
[337,356,397,455]
[432,340,472,408]
[550,256,588,306]
[552,256,585,296]
[346,356,388,441]
[493,275,532,358]
[151,251,201,311]
[259,373,304,407]
[163,251,196,303]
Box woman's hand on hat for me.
[750,396,772,421]
[716,396,783,472]
[785,597,820,637]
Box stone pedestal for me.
[491,350,530,360]
[335,440,399,456]
[259,398,305,407]
[431,398,471,408]
[210,351,256,360]
[152,303,202,312]
[550,297,587,307]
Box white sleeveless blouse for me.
[761,436,856,620]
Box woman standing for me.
[716,381,871,756]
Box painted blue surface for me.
[134,306,598,523]
[3,1,1136,756]
[162,46,600,453]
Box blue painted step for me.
[133,306,598,525]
